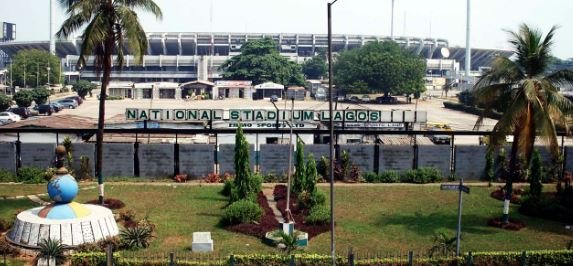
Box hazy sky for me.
[1,0,572,59]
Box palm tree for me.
[57,0,162,204]
[473,24,573,223]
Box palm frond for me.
[545,69,573,89]
[115,0,163,19]
[115,6,148,64]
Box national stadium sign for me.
[125,108,427,123]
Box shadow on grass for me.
[193,196,228,202]
[375,212,495,236]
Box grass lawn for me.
[1,183,571,256]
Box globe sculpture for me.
[7,145,119,249]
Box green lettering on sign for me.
[139,110,148,120]
[174,110,186,120]
[126,109,138,120]
[303,110,314,121]
[230,110,240,120]
[356,111,368,122]
[200,110,210,120]
[333,111,344,122]
[188,110,198,120]
[345,111,356,121]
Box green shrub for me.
[221,199,263,225]
[529,150,544,197]
[250,173,263,194]
[305,205,330,225]
[365,170,401,183]
[38,238,67,264]
[297,189,326,210]
[120,225,153,250]
[16,167,47,184]
[400,167,442,184]
[0,169,16,183]
[221,179,234,197]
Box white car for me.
[0,111,21,122]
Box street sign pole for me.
[455,176,464,257]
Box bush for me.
[364,171,401,183]
[0,169,16,183]
[401,167,442,184]
[529,150,544,198]
[77,156,92,180]
[120,225,153,250]
[16,166,47,184]
[221,199,263,225]
[262,173,286,183]
[221,179,234,197]
[297,189,326,210]
[38,238,67,264]
[305,205,330,225]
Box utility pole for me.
[464,0,472,88]
[391,0,395,39]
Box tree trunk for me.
[96,32,114,205]
[503,129,523,224]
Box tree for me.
[12,90,34,107]
[57,0,163,204]
[529,150,544,198]
[232,124,254,202]
[31,88,51,105]
[221,38,305,86]
[302,56,327,80]
[334,41,426,96]
[473,24,573,223]
[292,137,306,195]
[0,94,12,111]
[7,49,62,88]
[304,154,318,193]
[72,80,96,99]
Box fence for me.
[66,248,573,266]
[1,128,572,180]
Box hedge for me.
[70,250,573,266]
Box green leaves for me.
[221,38,305,86]
[333,41,426,95]
[7,49,61,88]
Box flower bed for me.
[225,192,279,238]
[274,185,330,239]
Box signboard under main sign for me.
[125,108,427,123]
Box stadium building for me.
[0,32,511,86]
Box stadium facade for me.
[0,32,510,84]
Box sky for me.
[1,0,572,59]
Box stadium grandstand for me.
[0,32,511,84]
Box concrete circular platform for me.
[6,204,119,249]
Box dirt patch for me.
[85,198,126,209]
[162,236,187,246]
[487,217,526,231]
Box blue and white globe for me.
[47,174,79,203]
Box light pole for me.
[47,66,51,87]
[464,0,471,89]
[327,0,338,264]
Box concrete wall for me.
[102,143,134,177]
[260,144,292,175]
[455,145,486,180]
[418,145,451,177]
[379,145,414,172]
[218,144,255,174]
[303,145,329,162]
[0,143,16,173]
[339,145,374,173]
[138,144,174,178]
[179,144,215,178]
[20,143,56,169]
[566,146,573,173]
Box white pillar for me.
[49,0,56,55]
[464,0,471,87]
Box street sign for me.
[440,184,470,194]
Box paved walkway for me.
[0,185,96,202]
[262,184,284,223]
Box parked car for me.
[38,104,55,115]
[376,96,398,104]
[428,128,451,144]
[65,95,83,105]
[0,111,22,122]
[0,119,15,126]
[361,95,371,103]
[7,107,31,119]
[348,96,360,103]
[58,99,79,109]
[270,95,278,103]
[50,102,64,112]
